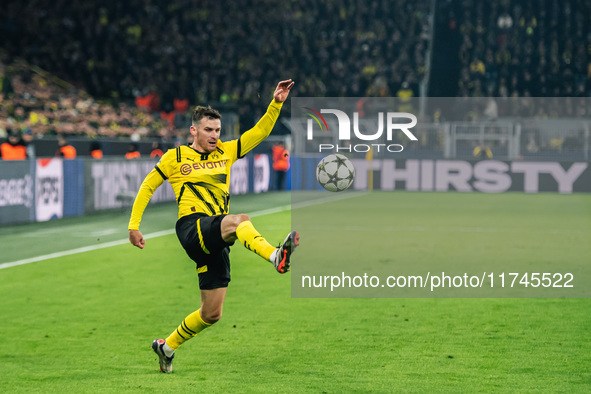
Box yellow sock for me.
[165,309,212,350]
[236,220,276,261]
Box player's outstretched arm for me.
[129,229,145,249]
[127,166,167,248]
[235,79,295,157]
[273,79,295,103]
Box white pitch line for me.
[0,192,365,270]
[0,239,131,270]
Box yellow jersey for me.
[128,100,283,230]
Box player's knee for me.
[201,310,222,324]
[236,214,250,224]
[226,214,250,229]
[222,214,250,233]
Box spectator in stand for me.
[89,141,103,159]
[22,129,35,158]
[396,81,414,113]
[272,142,290,191]
[1,129,27,160]
[483,97,498,120]
[56,136,77,159]
[150,142,164,158]
[125,143,141,159]
[473,143,493,159]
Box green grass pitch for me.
[292,191,591,298]
[0,192,589,392]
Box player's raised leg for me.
[152,288,226,373]
[221,214,299,273]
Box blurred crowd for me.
[0,0,430,128]
[0,0,590,156]
[0,57,178,141]
[440,0,591,98]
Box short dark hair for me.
[192,105,221,126]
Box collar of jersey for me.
[187,145,211,159]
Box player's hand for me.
[129,229,145,249]
[273,79,295,103]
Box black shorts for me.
[175,213,234,290]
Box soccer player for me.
[128,79,298,373]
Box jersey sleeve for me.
[233,100,283,160]
[154,148,175,179]
[127,151,174,230]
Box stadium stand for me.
[0,0,430,123]
[0,0,589,159]
[432,0,591,99]
[0,56,162,138]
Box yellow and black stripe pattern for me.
[179,181,229,216]
[196,218,210,254]
[177,318,196,340]
[128,100,283,230]
[165,309,213,350]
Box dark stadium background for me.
[1,0,589,155]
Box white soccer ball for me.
[316,154,355,192]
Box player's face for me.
[190,117,221,153]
